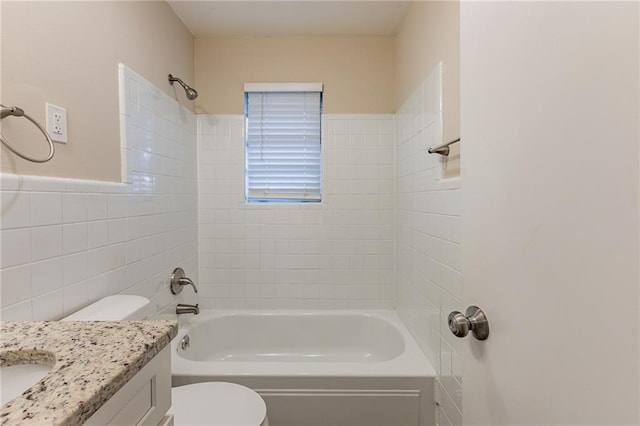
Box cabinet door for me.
[86,346,171,425]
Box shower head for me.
[168,74,198,100]
[184,87,198,100]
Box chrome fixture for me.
[171,267,198,294]
[176,303,199,315]
[427,138,460,156]
[448,306,490,340]
[180,335,191,350]
[168,74,198,100]
[0,105,55,163]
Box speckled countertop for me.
[0,320,177,426]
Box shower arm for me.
[168,74,198,100]
[168,74,188,90]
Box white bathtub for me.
[171,310,436,426]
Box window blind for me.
[245,90,322,202]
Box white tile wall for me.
[394,64,463,426]
[0,64,198,320]
[197,114,395,309]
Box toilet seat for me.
[171,382,268,426]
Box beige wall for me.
[194,36,395,114]
[1,2,459,180]
[395,1,460,176]
[1,1,194,182]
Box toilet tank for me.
[62,295,151,321]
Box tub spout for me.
[176,303,199,315]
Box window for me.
[245,83,323,202]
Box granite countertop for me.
[0,320,178,426]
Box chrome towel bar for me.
[427,138,460,156]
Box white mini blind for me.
[245,88,322,202]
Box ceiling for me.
[167,1,411,37]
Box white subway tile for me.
[1,228,31,268]
[1,191,31,229]
[108,194,127,218]
[88,221,109,249]
[439,382,462,426]
[62,223,88,255]
[0,299,32,321]
[31,192,62,226]
[32,289,64,320]
[87,273,110,301]
[1,264,31,307]
[31,225,62,261]
[62,193,88,223]
[63,252,88,285]
[108,219,127,244]
[87,247,111,277]
[63,280,88,316]
[127,216,153,239]
[31,258,63,297]
[108,243,127,270]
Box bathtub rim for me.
[170,309,437,378]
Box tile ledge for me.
[1,173,128,193]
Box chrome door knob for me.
[448,306,489,340]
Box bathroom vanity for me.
[0,320,177,425]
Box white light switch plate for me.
[46,103,67,143]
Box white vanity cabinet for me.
[85,346,172,426]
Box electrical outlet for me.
[46,103,67,143]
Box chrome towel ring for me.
[0,105,55,163]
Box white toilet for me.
[63,295,269,426]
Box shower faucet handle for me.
[171,267,198,294]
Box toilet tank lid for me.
[62,295,151,321]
